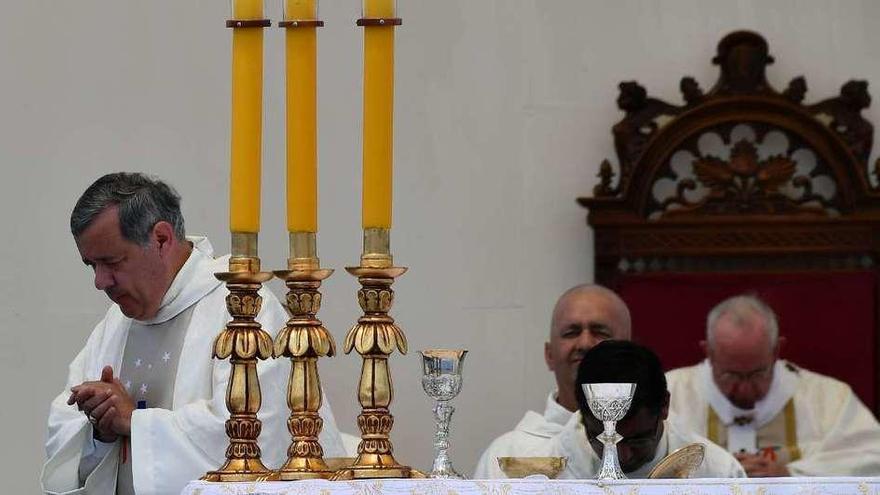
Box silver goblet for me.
[419,349,467,479]
[584,383,637,481]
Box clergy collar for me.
[134,236,223,325]
[546,389,576,426]
[700,359,798,428]
[511,390,574,438]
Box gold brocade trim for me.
[706,399,801,463]
[707,407,721,445]
[784,399,801,462]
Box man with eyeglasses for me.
[666,294,880,477]
[549,340,744,478]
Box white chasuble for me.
[42,236,346,495]
[667,360,880,476]
[473,390,575,479]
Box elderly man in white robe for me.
[494,341,745,479]
[666,294,880,477]
[474,285,632,478]
[41,173,347,495]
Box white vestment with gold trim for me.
[667,360,880,476]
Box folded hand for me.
[68,365,135,442]
[735,452,790,477]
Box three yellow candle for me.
[229,0,265,233]
[285,0,319,233]
[361,0,396,229]
[228,0,398,238]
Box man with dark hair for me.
[667,294,880,477]
[549,341,744,478]
[42,173,347,495]
[474,284,632,478]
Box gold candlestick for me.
[204,233,277,482]
[333,228,417,480]
[272,232,336,480]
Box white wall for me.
[2,0,879,491]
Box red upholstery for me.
[617,271,877,410]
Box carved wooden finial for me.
[783,76,807,103]
[593,159,617,197]
[711,30,774,94]
[680,77,704,106]
[808,80,874,164]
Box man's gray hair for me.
[706,294,779,348]
[71,172,185,246]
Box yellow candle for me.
[364,0,394,17]
[229,0,264,233]
[362,0,395,229]
[234,0,262,19]
[285,0,318,233]
[286,0,315,18]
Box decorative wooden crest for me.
[578,31,880,284]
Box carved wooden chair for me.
[579,31,880,411]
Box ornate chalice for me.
[419,349,467,478]
[584,383,637,481]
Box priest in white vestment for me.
[666,294,880,477]
[41,174,346,495]
[481,340,744,479]
[473,285,632,478]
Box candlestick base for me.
[332,264,415,480]
[331,462,424,481]
[203,457,278,482]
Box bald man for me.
[667,295,880,477]
[473,284,631,478]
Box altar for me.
[182,477,880,495]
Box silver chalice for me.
[419,349,467,478]
[584,382,637,481]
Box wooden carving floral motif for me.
[653,128,840,218]
[578,31,880,283]
[668,139,798,214]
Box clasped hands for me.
[735,451,791,477]
[68,365,135,443]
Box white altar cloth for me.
[182,477,880,495]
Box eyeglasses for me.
[716,365,773,384]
